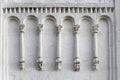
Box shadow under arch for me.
[23,15,38,24]
[42,15,57,71]
[79,16,94,25]
[97,15,112,27]
[5,15,21,71]
[42,15,56,25]
[62,16,75,25]
[97,15,113,79]
[61,16,75,70]
[5,16,21,25]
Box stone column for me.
[92,24,99,71]
[55,25,62,71]
[19,24,25,70]
[73,25,80,71]
[36,24,43,71]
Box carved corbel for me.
[73,25,80,34]
[55,25,62,71]
[37,24,43,32]
[73,25,80,71]
[92,24,99,71]
[19,24,25,70]
[36,24,43,71]
[56,25,62,34]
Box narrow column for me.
[19,24,25,70]
[92,24,99,71]
[36,24,43,71]
[73,25,80,71]
[56,25,62,71]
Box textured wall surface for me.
[2,0,113,3]
[0,0,119,80]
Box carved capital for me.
[93,24,99,33]
[19,60,25,70]
[92,57,99,71]
[37,24,43,32]
[73,57,80,71]
[56,25,62,34]
[36,58,43,71]
[55,57,62,71]
[19,24,25,33]
[74,25,80,34]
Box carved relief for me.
[73,57,80,71]
[92,57,99,71]
[36,58,43,71]
[55,57,62,71]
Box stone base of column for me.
[92,57,99,71]
[36,57,43,71]
[19,60,25,70]
[73,57,80,72]
[55,57,62,71]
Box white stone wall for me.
[3,0,113,3]
[0,0,120,80]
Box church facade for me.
[0,0,120,80]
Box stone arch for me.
[42,15,57,70]
[42,15,56,25]
[79,16,94,25]
[61,16,75,25]
[5,16,21,70]
[62,16,75,70]
[97,15,112,80]
[97,15,112,27]
[23,15,39,68]
[24,15,38,24]
[6,16,20,25]
[79,15,94,70]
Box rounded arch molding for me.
[61,16,75,25]
[5,16,21,26]
[23,15,39,24]
[42,15,57,25]
[97,15,112,27]
[79,15,94,25]
[97,15,116,80]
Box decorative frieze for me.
[2,7,114,14]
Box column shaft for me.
[73,25,80,71]
[36,24,43,71]
[19,24,25,70]
[56,25,62,71]
[92,24,99,71]
[75,33,79,57]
